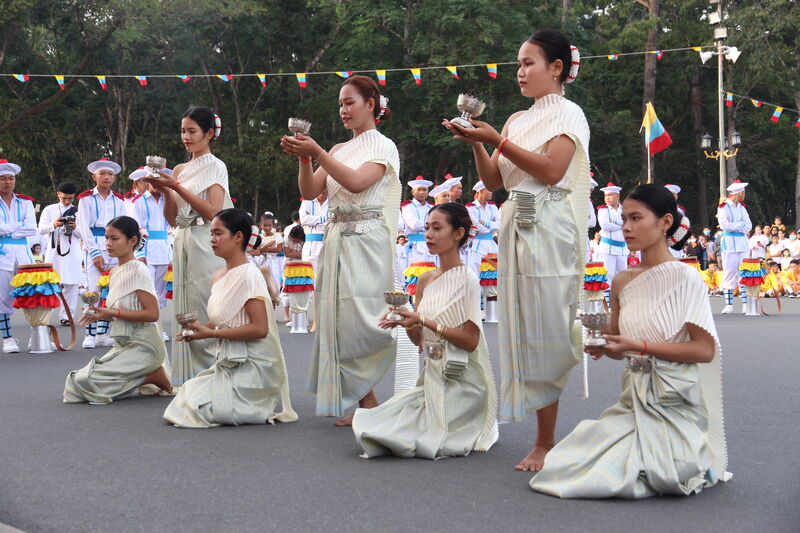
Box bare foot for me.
[143,367,173,395]
[515,444,553,472]
[334,412,355,426]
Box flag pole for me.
[646,147,652,184]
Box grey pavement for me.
[1,297,798,533]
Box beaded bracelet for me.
[497,137,510,154]
[639,339,648,355]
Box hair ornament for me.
[247,225,260,250]
[377,95,389,119]
[566,46,580,84]
[213,114,222,139]
[137,229,148,252]
[668,214,691,246]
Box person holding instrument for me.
[444,29,591,471]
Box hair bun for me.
[213,114,222,139]
[667,213,691,250]
[247,225,261,250]
[137,229,148,252]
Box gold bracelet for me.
[436,323,445,338]
[419,314,425,329]
[405,322,421,331]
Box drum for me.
[403,261,436,296]
[11,264,62,354]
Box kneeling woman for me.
[64,216,172,404]
[352,203,497,458]
[163,208,297,428]
[531,184,730,498]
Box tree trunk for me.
[689,68,708,228]
[640,0,659,182]
[561,0,572,27]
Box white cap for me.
[727,180,748,193]
[472,180,486,192]
[600,182,622,194]
[407,177,433,189]
[664,184,681,195]
[589,177,598,188]
[0,159,21,176]
[87,159,121,175]
[430,183,453,197]
[129,167,148,181]
[442,175,463,189]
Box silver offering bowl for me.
[79,290,101,315]
[145,155,167,178]
[384,291,408,322]
[427,340,445,360]
[175,311,199,338]
[580,299,609,346]
[288,117,312,137]
[450,94,487,129]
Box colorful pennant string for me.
[13,74,28,82]
[96,75,107,90]
[176,75,191,83]
[725,93,733,107]
[445,66,458,79]
[410,68,421,85]
[376,69,386,85]
[54,75,65,90]
[135,75,147,86]
[771,107,783,123]
[295,73,307,88]
[216,74,232,82]
[485,63,497,78]
[257,73,267,87]
[335,71,352,78]
[607,54,619,60]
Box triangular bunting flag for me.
[771,107,783,123]
[335,71,352,78]
[410,68,422,85]
[135,76,147,86]
[445,66,459,79]
[376,70,386,85]
[13,74,28,83]
[795,117,800,128]
[54,75,65,90]
[257,73,267,87]
[607,54,619,60]
[691,46,703,52]
[295,73,307,88]
[486,64,497,78]
[650,50,663,60]
[750,99,762,107]
[725,93,733,107]
[176,75,191,83]
[96,76,107,90]
[216,74,232,82]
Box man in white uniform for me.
[299,190,328,267]
[126,168,172,341]
[0,159,37,353]
[466,180,500,322]
[76,158,126,348]
[441,174,463,203]
[716,179,752,314]
[401,177,434,266]
[586,176,598,261]
[596,182,627,304]
[748,226,769,260]
[38,182,82,326]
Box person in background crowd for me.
[441,174,464,203]
[698,235,711,270]
[284,210,301,241]
[773,216,785,232]
[39,181,82,326]
[31,243,43,263]
[786,231,800,259]
[749,225,769,260]
[701,260,723,296]
[777,230,787,248]
[760,261,785,297]
[779,249,792,271]
[589,231,602,261]
[430,182,453,205]
[627,250,640,268]
[597,182,627,303]
[685,236,702,263]
[769,226,779,239]
[783,259,800,297]
[77,157,126,349]
[767,235,785,263]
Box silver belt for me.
[627,356,653,373]
[330,210,382,234]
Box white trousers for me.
[148,263,169,308]
[721,251,746,290]
[0,269,14,315]
[599,253,627,283]
[59,284,79,321]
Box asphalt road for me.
[1,297,798,533]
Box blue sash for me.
[407,233,425,242]
[90,227,105,237]
[475,234,494,241]
[601,236,625,248]
[0,236,27,245]
[723,232,744,237]
[306,233,324,242]
[147,230,168,240]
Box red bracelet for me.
[639,340,648,355]
[497,137,510,154]
[299,157,311,164]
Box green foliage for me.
[0,0,797,226]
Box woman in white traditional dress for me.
[163,209,297,428]
[146,106,233,385]
[280,75,400,426]
[532,184,730,498]
[352,203,497,458]
[444,29,590,470]
[64,216,172,404]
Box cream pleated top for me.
[105,260,157,313]
[207,263,269,328]
[174,153,234,226]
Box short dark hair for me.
[57,182,76,195]
[289,225,305,242]
[291,210,300,223]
